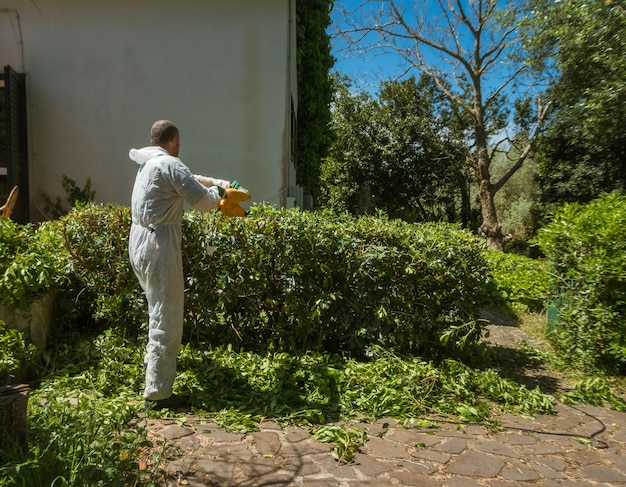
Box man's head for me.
[151,120,180,157]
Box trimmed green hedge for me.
[536,191,626,373]
[60,204,490,359]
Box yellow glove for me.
[218,188,250,217]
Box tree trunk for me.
[474,124,504,250]
[478,178,503,250]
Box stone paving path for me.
[143,402,626,486]
[142,321,626,486]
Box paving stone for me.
[396,458,435,475]
[390,469,442,486]
[252,431,282,457]
[527,461,566,480]
[433,437,467,454]
[473,439,519,458]
[500,459,542,481]
[175,434,205,452]
[354,421,387,438]
[363,437,409,459]
[282,438,331,456]
[437,428,474,439]
[205,428,245,443]
[282,455,322,476]
[348,481,400,487]
[528,455,569,472]
[572,464,626,483]
[485,480,527,487]
[201,443,254,462]
[613,427,626,443]
[463,424,487,436]
[512,441,563,455]
[484,481,518,487]
[193,458,235,480]
[246,472,298,486]
[164,456,195,475]
[311,451,359,478]
[183,476,222,487]
[540,479,596,487]
[259,420,282,431]
[446,450,505,478]
[406,431,442,448]
[352,453,394,476]
[285,426,312,443]
[301,476,342,486]
[390,428,438,446]
[235,456,280,477]
[604,450,626,474]
[324,462,360,480]
[494,431,537,446]
[567,448,604,466]
[411,447,451,464]
[444,476,485,487]
[559,439,588,451]
[161,424,194,440]
[553,413,588,432]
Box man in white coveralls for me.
[129,120,231,410]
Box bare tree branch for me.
[493,97,553,194]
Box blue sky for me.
[327,0,533,102]
[329,1,410,94]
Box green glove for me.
[215,185,226,197]
[231,180,247,191]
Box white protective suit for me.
[128,146,227,400]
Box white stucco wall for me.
[1,0,294,218]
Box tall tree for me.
[522,0,626,206]
[295,0,335,200]
[321,76,472,224]
[334,0,551,249]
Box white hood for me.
[129,146,169,165]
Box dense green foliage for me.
[536,192,626,373]
[0,219,69,310]
[483,251,549,313]
[3,203,626,484]
[295,0,334,199]
[523,0,626,206]
[0,321,35,378]
[62,204,489,360]
[490,149,540,242]
[322,76,471,225]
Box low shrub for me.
[536,191,626,373]
[483,250,550,313]
[0,219,69,310]
[61,204,490,359]
[0,321,36,385]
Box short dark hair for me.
[150,120,179,145]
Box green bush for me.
[0,219,69,310]
[483,250,550,313]
[60,203,145,334]
[61,204,490,359]
[0,321,35,385]
[536,191,626,373]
